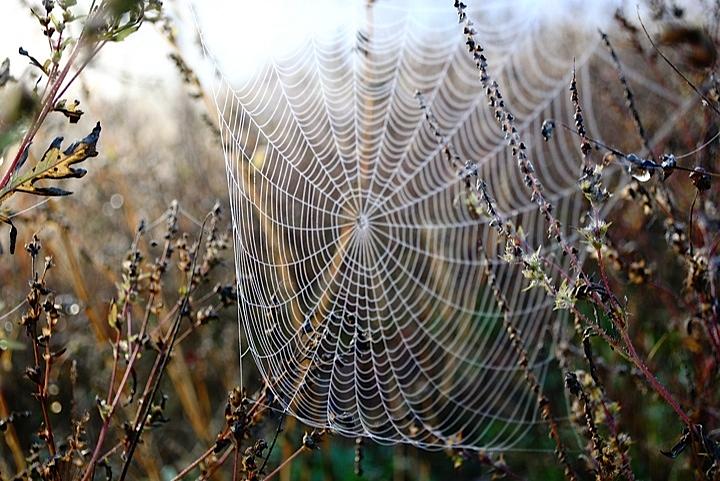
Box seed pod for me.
[689,166,711,191]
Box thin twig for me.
[262,446,306,481]
[258,410,286,476]
[637,10,720,118]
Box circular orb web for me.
[201,0,635,450]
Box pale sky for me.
[0,0,708,102]
[0,0,635,99]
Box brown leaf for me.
[53,99,84,124]
[0,122,101,204]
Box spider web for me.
[192,1,691,451]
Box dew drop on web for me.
[627,165,652,182]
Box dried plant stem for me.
[598,398,635,480]
[570,66,592,163]
[589,251,635,480]
[78,339,143,481]
[231,446,240,481]
[419,73,579,481]
[454,1,693,431]
[170,443,222,481]
[600,31,654,157]
[171,391,269,481]
[171,429,237,480]
[258,410,287,476]
[200,445,234,481]
[637,12,720,118]
[106,328,121,405]
[262,446,306,481]
[30,325,57,459]
[117,214,213,481]
[80,206,185,481]
[596,248,693,427]
[27,261,57,460]
[481,245,578,481]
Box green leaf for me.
[110,23,141,42]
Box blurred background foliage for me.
[1,1,720,480]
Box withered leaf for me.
[661,429,690,459]
[0,122,101,204]
[0,215,17,254]
[18,47,46,74]
[51,347,68,359]
[25,366,42,385]
[53,99,84,124]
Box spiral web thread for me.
[194,1,694,451]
